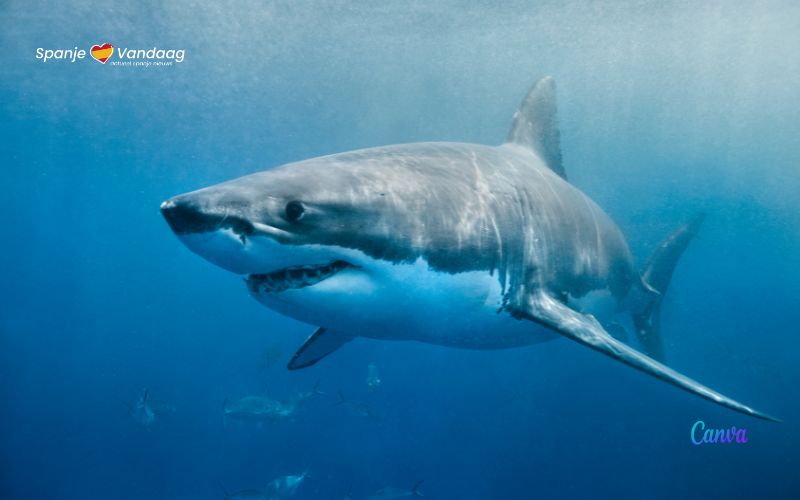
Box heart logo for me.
[90,43,114,64]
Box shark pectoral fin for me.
[288,327,352,370]
[516,292,779,422]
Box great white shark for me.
[161,77,777,421]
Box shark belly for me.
[250,255,558,349]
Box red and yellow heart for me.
[90,43,114,64]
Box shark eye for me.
[285,200,305,222]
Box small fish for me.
[219,485,279,500]
[126,389,175,427]
[266,471,308,497]
[129,388,155,428]
[223,383,323,427]
[220,485,273,500]
[223,395,293,426]
[366,480,425,499]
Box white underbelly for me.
[254,256,560,350]
[394,303,560,349]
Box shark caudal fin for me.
[631,214,705,361]
[412,480,425,497]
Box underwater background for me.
[1,1,799,498]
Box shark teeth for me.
[245,260,354,294]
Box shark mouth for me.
[245,260,355,294]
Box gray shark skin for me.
[162,77,778,422]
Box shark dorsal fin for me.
[505,76,566,180]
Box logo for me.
[35,42,185,67]
[690,420,748,445]
[90,43,114,64]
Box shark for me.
[223,383,323,426]
[161,76,777,421]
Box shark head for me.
[162,158,376,309]
[161,156,393,269]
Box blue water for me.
[2,1,799,498]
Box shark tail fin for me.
[313,381,325,396]
[412,480,425,497]
[632,214,705,361]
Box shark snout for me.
[160,197,216,235]
[160,196,256,239]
